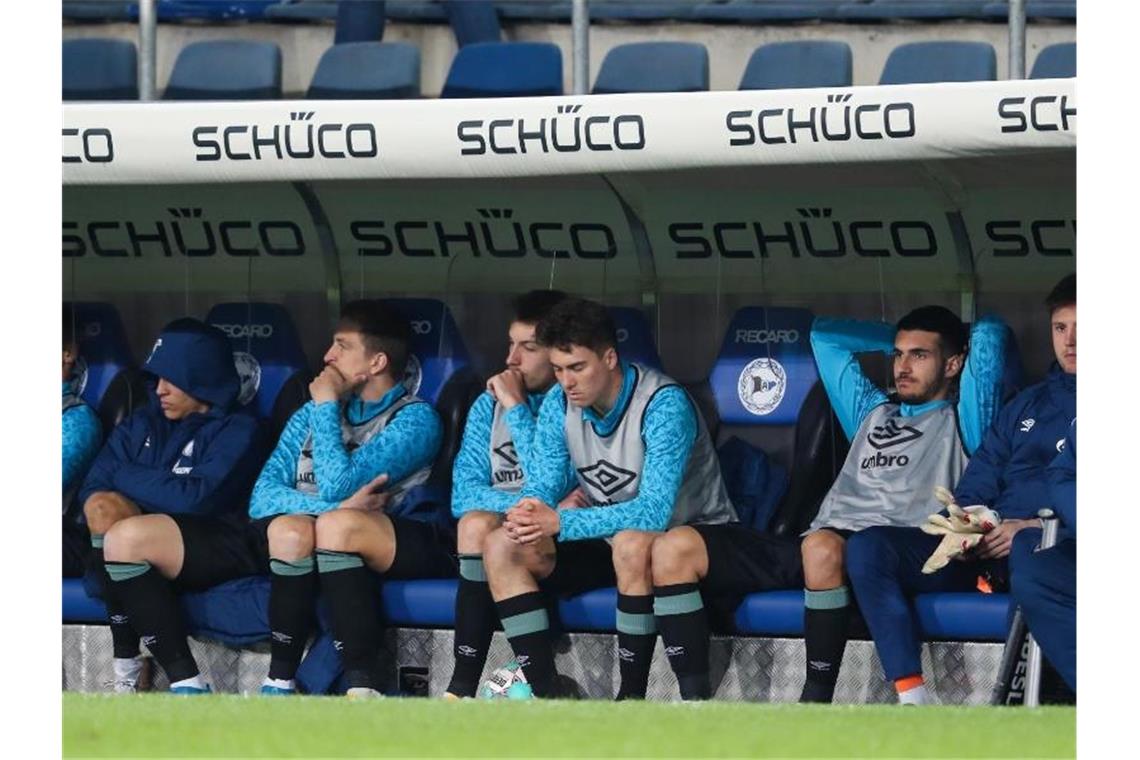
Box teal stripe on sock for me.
[653,591,704,617]
[90,534,104,549]
[458,556,486,583]
[270,557,315,576]
[616,610,657,635]
[106,561,150,582]
[805,586,850,610]
[315,550,364,573]
[501,609,549,639]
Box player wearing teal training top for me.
[62,304,103,577]
[443,290,572,699]
[483,297,736,699]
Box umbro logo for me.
[1020,418,1036,433]
[333,639,344,652]
[515,655,530,667]
[271,631,293,644]
[867,418,923,450]
[494,442,519,467]
[143,436,151,448]
[664,646,685,658]
[141,635,157,648]
[457,645,478,657]
[577,459,637,497]
[617,647,635,662]
[808,660,832,673]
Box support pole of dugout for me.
[138,0,157,101]
[572,0,591,96]
[1008,0,1028,80]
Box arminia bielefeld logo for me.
[737,358,787,416]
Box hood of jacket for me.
[142,318,240,412]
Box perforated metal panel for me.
[63,625,1002,703]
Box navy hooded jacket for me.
[953,364,1076,521]
[78,318,265,517]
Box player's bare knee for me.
[481,527,520,573]
[802,531,845,587]
[314,510,363,552]
[104,517,156,562]
[650,529,699,585]
[611,530,655,576]
[83,494,122,534]
[267,516,315,560]
[457,511,501,553]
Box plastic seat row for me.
[62,35,1075,102]
[63,1,1077,24]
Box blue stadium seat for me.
[879,41,997,85]
[692,1,846,23]
[334,0,386,43]
[63,38,138,101]
[163,40,282,100]
[382,299,473,405]
[307,42,421,99]
[66,302,142,435]
[837,1,988,20]
[739,40,852,90]
[441,41,563,98]
[204,302,311,436]
[608,307,662,370]
[443,0,501,46]
[381,579,459,627]
[263,0,337,20]
[1030,42,1075,79]
[592,41,709,94]
[142,1,278,21]
[62,2,132,21]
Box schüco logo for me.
[734,329,799,345]
[727,93,916,147]
[193,111,379,162]
[670,207,938,259]
[458,104,646,156]
[998,95,1074,133]
[62,127,114,164]
[986,219,1075,257]
[351,208,617,259]
[213,323,274,339]
[63,208,306,258]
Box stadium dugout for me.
[62,1,1074,704]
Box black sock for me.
[616,593,656,700]
[800,586,851,703]
[89,536,140,659]
[654,583,710,700]
[107,561,199,684]
[317,550,382,690]
[497,591,556,697]
[268,557,318,681]
[447,554,497,698]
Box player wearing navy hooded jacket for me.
[845,274,1075,705]
[87,318,265,693]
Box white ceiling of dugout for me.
[62,79,1074,301]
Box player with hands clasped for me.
[481,297,736,700]
[443,290,572,699]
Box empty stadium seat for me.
[62,2,132,22]
[592,41,709,94]
[608,307,662,370]
[143,1,278,21]
[263,0,338,20]
[837,1,988,20]
[1031,42,1075,79]
[443,0,501,46]
[163,40,282,100]
[307,42,421,99]
[205,302,311,438]
[63,38,138,101]
[879,40,996,85]
[334,0,386,43]
[692,1,845,22]
[66,302,143,436]
[441,41,563,98]
[739,41,853,90]
[982,2,1077,21]
[707,307,847,537]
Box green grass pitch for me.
[64,693,1074,758]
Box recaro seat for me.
[205,302,311,440]
[608,306,663,370]
[66,302,144,436]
